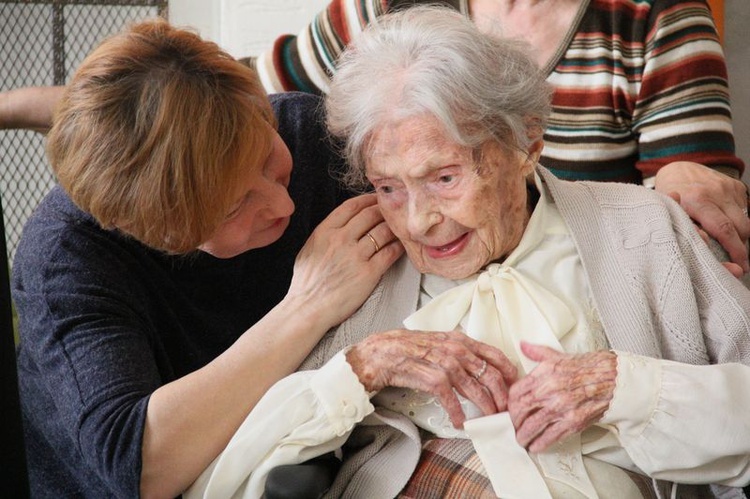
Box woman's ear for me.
[527,139,544,164]
[520,139,544,175]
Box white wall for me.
[169,0,220,44]
[169,0,329,57]
[171,0,750,179]
[725,0,750,182]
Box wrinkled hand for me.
[654,161,750,276]
[346,330,518,428]
[288,194,404,328]
[508,342,616,453]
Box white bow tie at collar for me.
[403,263,599,498]
[404,263,576,375]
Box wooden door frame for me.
[707,0,724,42]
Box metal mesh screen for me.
[0,0,168,266]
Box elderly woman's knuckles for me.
[402,368,462,398]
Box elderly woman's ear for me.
[522,139,544,175]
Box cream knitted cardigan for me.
[299,166,750,498]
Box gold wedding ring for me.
[366,232,380,253]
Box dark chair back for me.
[0,194,30,497]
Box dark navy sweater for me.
[13,93,351,498]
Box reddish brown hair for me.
[47,19,276,253]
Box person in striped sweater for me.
[246,0,750,273]
[1,0,748,271]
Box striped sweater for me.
[248,0,744,183]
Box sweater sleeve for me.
[600,351,750,487]
[252,0,381,95]
[186,351,374,498]
[13,224,161,497]
[632,0,743,177]
[251,0,462,95]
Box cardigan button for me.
[342,401,358,418]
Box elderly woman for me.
[188,7,750,498]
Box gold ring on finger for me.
[366,232,381,253]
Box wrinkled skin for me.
[508,342,617,452]
[347,329,518,428]
[365,115,536,280]
[346,114,532,427]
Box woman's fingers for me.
[289,194,403,329]
[348,329,618,448]
[318,193,400,260]
[319,193,379,229]
[346,330,516,428]
[454,351,516,415]
[359,220,399,259]
[508,345,617,452]
[655,161,750,273]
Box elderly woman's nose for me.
[406,191,440,235]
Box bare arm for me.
[0,86,63,133]
[139,195,404,498]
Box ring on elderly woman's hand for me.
[473,359,487,380]
[366,232,381,253]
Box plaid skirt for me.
[397,437,659,499]
[398,437,495,498]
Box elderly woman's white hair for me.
[326,5,553,190]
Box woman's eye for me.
[224,207,241,221]
[437,173,459,186]
[377,185,394,194]
[224,196,246,220]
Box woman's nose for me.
[265,179,295,218]
[407,192,440,236]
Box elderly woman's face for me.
[367,115,534,279]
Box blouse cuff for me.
[310,349,375,436]
[599,351,661,436]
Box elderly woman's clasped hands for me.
[346,329,517,428]
[346,330,617,451]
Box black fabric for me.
[13,92,351,498]
[264,452,341,499]
[1,195,30,498]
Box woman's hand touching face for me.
[288,193,404,329]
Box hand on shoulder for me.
[654,161,750,277]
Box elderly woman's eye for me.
[438,174,456,184]
[377,185,394,194]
